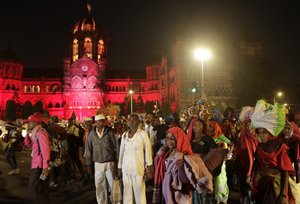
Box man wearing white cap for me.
[86,114,119,204]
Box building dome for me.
[73,16,96,34]
[0,49,21,63]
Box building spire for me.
[87,1,92,14]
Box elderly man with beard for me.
[24,112,51,204]
[85,114,119,204]
[118,113,153,204]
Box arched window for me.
[11,84,16,90]
[6,84,10,90]
[48,102,53,108]
[36,86,40,92]
[84,37,93,59]
[97,40,104,63]
[73,39,79,62]
[24,86,27,93]
[55,102,60,108]
[34,86,39,92]
[98,40,104,54]
[28,86,31,92]
[32,86,35,92]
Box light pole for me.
[274,91,283,102]
[129,90,133,114]
[194,48,211,98]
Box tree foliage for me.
[22,101,34,119]
[6,100,16,121]
[33,100,44,113]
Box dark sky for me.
[0,1,299,78]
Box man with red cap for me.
[24,112,51,204]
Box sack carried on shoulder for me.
[111,179,122,203]
[203,147,228,174]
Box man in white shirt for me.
[118,114,153,204]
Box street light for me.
[194,48,211,98]
[129,90,133,114]
[274,91,283,102]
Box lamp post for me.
[129,90,133,114]
[194,48,211,98]
[274,91,283,102]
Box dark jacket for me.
[86,126,119,166]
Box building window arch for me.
[73,39,79,62]
[55,102,60,108]
[48,102,53,108]
[84,37,93,59]
[36,86,40,92]
[6,84,10,90]
[24,86,27,93]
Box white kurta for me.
[118,129,153,204]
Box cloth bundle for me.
[251,99,285,136]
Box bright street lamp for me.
[129,90,133,114]
[194,48,211,98]
[274,91,283,102]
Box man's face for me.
[84,121,93,129]
[151,118,160,129]
[146,114,153,124]
[28,121,38,131]
[95,119,105,130]
[128,115,139,129]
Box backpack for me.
[35,126,65,168]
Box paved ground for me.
[0,144,240,204]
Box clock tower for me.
[63,3,107,119]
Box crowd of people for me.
[0,98,300,204]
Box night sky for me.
[0,1,299,79]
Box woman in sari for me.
[252,127,296,204]
[207,121,230,204]
[187,118,218,204]
[234,119,258,204]
[153,127,213,204]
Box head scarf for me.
[286,121,300,137]
[187,117,207,142]
[153,127,192,203]
[208,121,223,139]
[167,127,193,155]
[235,119,258,177]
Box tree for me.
[233,55,281,108]
[162,101,172,117]
[33,100,43,113]
[145,101,155,114]
[22,101,34,119]
[6,100,16,121]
